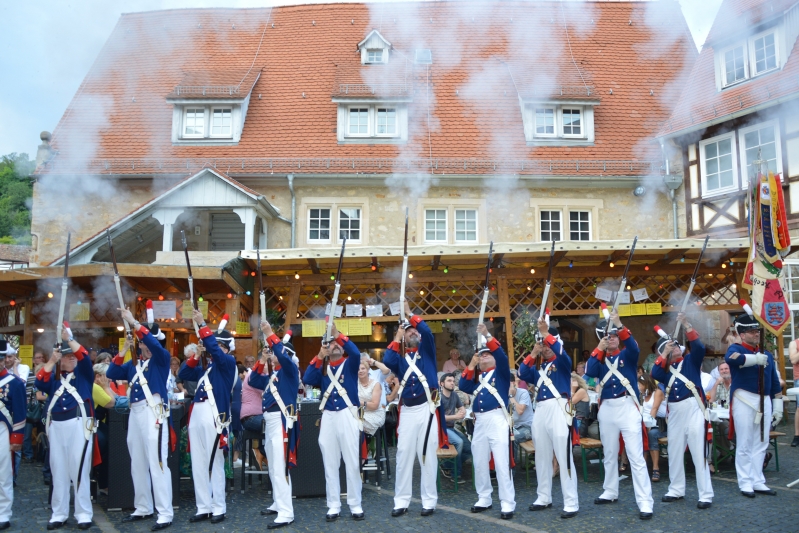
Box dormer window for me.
[715,28,781,89]
[184,108,205,137]
[358,30,391,65]
[523,102,595,146]
[211,108,232,137]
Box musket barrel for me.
[674,235,710,339]
[324,239,347,343]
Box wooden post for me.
[777,333,787,390]
[284,283,302,331]
[497,276,515,362]
[22,300,33,346]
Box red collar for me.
[543,355,557,364]
[273,364,282,372]
[670,357,684,365]
[329,357,346,367]
[607,349,621,357]
[0,369,7,378]
[405,348,417,354]
[742,341,758,351]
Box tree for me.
[0,153,35,244]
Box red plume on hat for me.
[654,325,669,340]
[600,302,610,320]
[739,298,754,317]
[282,329,293,345]
[63,321,72,338]
[218,313,229,333]
[146,299,154,325]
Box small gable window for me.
[724,45,747,86]
[358,30,391,65]
[752,32,777,75]
[715,28,782,89]
[184,108,205,137]
[535,108,556,136]
[524,103,595,146]
[211,108,232,137]
[366,49,385,64]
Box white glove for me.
[772,398,784,426]
[742,352,768,367]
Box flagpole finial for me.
[753,148,767,176]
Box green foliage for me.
[513,308,539,360]
[265,307,285,330]
[0,154,35,244]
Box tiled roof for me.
[659,0,799,138]
[704,0,798,46]
[41,1,696,178]
[0,244,32,263]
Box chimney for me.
[35,131,54,167]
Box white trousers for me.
[394,403,438,509]
[49,418,93,524]
[533,399,579,512]
[319,409,362,513]
[665,399,713,502]
[263,411,294,523]
[733,390,773,492]
[0,425,12,522]
[188,402,226,516]
[472,408,515,513]
[128,400,173,523]
[597,396,653,512]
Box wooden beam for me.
[431,255,441,271]
[490,253,505,269]
[600,249,628,268]
[306,258,322,275]
[283,283,302,332]
[552,250,568,266]
[222,270,246,295]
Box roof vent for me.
[415,49,432,64]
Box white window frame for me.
[749,28,779,77]
[347,107,371,137]
[209,107,233,139]
[307,207,333,244]
[738,119,783,186]
[534,107,557,138]
[454,209,478,243]
[699,132,739,198]
[366,49,385,64]
[183,107,206,138]
[568,210,591,241]
[337,207,362,244]
[375,107,398,137]
[540,210,563,242]
[719,42,749,88]
[561,107,584,139]
[424,209,448,244]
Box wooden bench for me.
[518,440,535,486]
[579,438,604,483]
[769,431,786,472]
[436,447,461,493]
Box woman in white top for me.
[4,347,30,382]
[166,357,180,398]
[639,374,666,482]
[358,360,385,436]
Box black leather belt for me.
[265,404,281,413]
[401,395,428,407]
[51,408,80,421]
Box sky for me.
[0,0,723,158]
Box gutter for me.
[288,174,296,248]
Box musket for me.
[605,236,638,336]
[536,241,556,370]
[399,207,409,323]
[322,239,346,375]
[54,234,71,376]
[476,241,494,347]
[181,230,205,366]
[256,248,271,374]
[107,230,137,364]
[673,235,710,340]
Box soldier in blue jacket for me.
[303,322,364,522]
[36,328,95,530]
[651,313,713,509]
[518,317,578,518]
[107,309,173,530]
[178,309,237,524]
[0,339,26,531]
[458,323,515,520]
[248,320,300,529]
[585,307,653,520]
[725,311,783,498]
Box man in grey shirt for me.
[509,372,533,462]
[439,373,471,482]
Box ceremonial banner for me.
[750,260,790,335]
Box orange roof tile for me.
[41,1,696,178]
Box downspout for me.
[288,174,296,248]
[661,139,679,239]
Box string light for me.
[294,272,300,279]
[644,264,650,271]
[452,289,457,293]
[526,286,532,291]
[245,290,251,296]
[47,292,54,299]
[314,293,319,299]
[530,268,536,274]
[76,300,82,305]
[347,295,352,301]
[420,290,425,295]
[443,266,449,273]
[36,328,44,333]
[137,296,142,301]
[278,295,283,300]
[227,292,233,299]
[568,260,573,268]
[9,299,15,306]
[721,263,727,269]
[250,271,256,277]
[408,273,414,279]
[158,293,164,301]
[198,294,204,302]
[680,255,685,263]
[609,262,615,268]
[626,285,631,290]
[371,264,377,271]
[330,274,335,280]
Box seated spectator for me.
[244,355,256,369]
[571,373,590,434]
[363,354,390,407]
[167,356,180,398]
[5,347,30,382]
[442,349,466,374]
[95,352,112,365]
[358,359,385,436]
[384,372,400,404]
[178,344,200,400]
[509,372,533,463]
[708,362,731,406]
[92,362,118,495]
[439,373,470,482]
[639,374,666,482]
[576,361,597,391]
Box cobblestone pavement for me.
[9,429,799,533]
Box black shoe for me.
[741,491,756,498]
[500,512,514,520]
[151,523,172,531]
[594,497,617,505]
[661,495,684,502]
[390,508,407,517]
[697,501,712,509]
[77,523,93,531]
[529,503,552,511]
[754,488,777,496]
[189,513,211,523]
[0,523,9,531]
[326,513,340,522]
[210,514,226,524]
[123,514,154,522]
[561,511,578,519]
[791,436,799,447]
[763,452,773,469]
[46,522,64,531]
[420,508,435,516]
[352,512,364,521]
[261,509,278,516]
[639,512,653,520]
[267,521,293,530]
[471,504,492,513]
